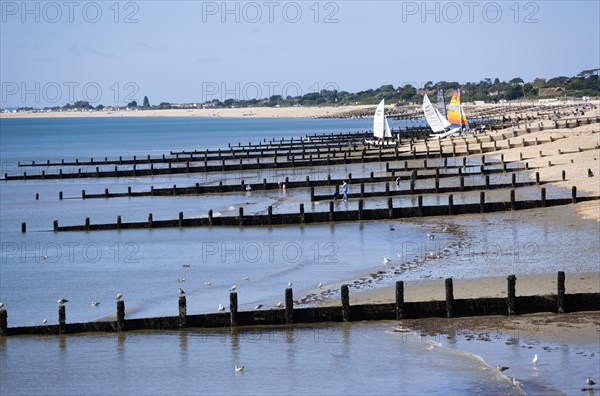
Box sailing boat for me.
[366,99,393,144]
[424,90,468,139]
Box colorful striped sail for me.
[447,90,468,129]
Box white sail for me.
[373,99,385,139]
[384,115,392,138]
[423,95,450,133]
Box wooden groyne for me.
[66,161,530,201]
[1,272,597,337]
[48,187,596,232]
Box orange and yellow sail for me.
[447,90,468,129]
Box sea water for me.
[0,117,596,394]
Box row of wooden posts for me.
[0,271,581,337]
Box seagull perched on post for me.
[288,281,293,288]
[0,302,4,309]
[235,366,245,373]
[91,302,100,307]
[255,304,263,310]
[217,304,225,312]
[383,257,391,265]
[115,293,123,301]
[178,277,186,283]
[178,288,185,295]
[587,377,596,386]
[57,298,69,305]
[275,302,284,308]
[230,285,237,292]
[182,263,191,268]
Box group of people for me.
[334,170,419,202]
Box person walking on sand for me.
[342,180,349,202]
[395,176,401,190]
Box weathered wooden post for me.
[82,190,86,199]
[396,281,404,320]
[285,288,294,324]
[117,300,125,331]
[360,183,365,198]
[358,199,364,220]
[116,216,121,229]
[268,206,273,225]
[418,195,423,217]
[557,271,565,314]
[53,220,58,232]
[480,191,485,213]
[299,204,305,224]
[535,172,540,185]
[510,190,516,210]
[460,176,465,190]
[329,201,334,222]
[448,194,454,215]
[35,192,39,200]
[238,207,244,226]
[179,295,187,328]
[58,305,66,334]
[230,292,238,327]
[386,182,390,196]
[507,275,516,315]
[85,217,90,230]
[341,284,350,322]
[387,198,394,219]
[178,212,184,227]
[21,222,26,233]
[147,213,153,228]
[572,186,577,204]
[541,188,546,208]
[208,209,214,226]
[445,278,454,318]
[562,170,566,181]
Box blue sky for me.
[1,0,599,107]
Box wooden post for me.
[0,306,7,337]
[59,191,63,200]
[358,199,364,220]
[541,188,546,207]
[238,207,244,226]
[448,194,454,215]
[562,170,566,181]
[147,213,152,228]
[572,186,577,204]
[310,187,315,201]
[511,173,516,188]
[299,203,305,223]
[360,183,364,198]
[480,191,485,213]
[285,288,294,324]
[510,190,515,210]
[557,271,565,314]
[329,201,334,222]
[268,206,273,225]
[507,275,516,315]
[341,284,350,322]
[445,278,454,318]
[53,220,58,232]
[35,192,39,200]
[82,190,86,199]
[178,212,184,227]
[116,216,121,229]
[117,300,125,331]
[387,198,393,219]
[179,295,187,328]
[58,305,66,334]
[395,281,404,320]
[230,292,238,327]
[85,217,90,230]
[418,195,423,217]
[535,172,540,185]
[208,209,213,226]
[21,222,26,233]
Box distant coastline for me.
[0,105,375,120]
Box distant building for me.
[538,87,565,97]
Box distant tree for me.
[493,77,500,84]
[506,85,524,100]
[95,104,105,110]
[522,83,536,96]
[158,102,171,109]
[546,76,570,86]
[127,100,138,108]
[532,78,546,88]
[509,77,524,86]
[143,96,150,108]
[73,100,92,109]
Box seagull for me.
[242,276,249,281]
[442,227,449,232]
[0,302,4,309]
[288,281,293,288]
[255,304,263,310]
[178,278,186,283]
[217,304,225,312]
[496,365,509,372]
[230,285,237,292]
[275,302,284,308]
[91,302,100,307]
[427,233,435,240]
[245,185,252,191]
[182,263,191,268]
[512,378,523,387]
[42,255,48,260]
[42,319,47,324]
[57,298,69,304]
[203,282,212,286]
[587,377,596,386]
[115,293,123,301]
[383,257,391,265]
[317,282,322,289]
[178,288,185,295]
[532,354,539,365]
[588,169,594,177]
[235,366,245,373]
